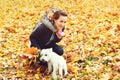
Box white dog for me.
[39,48,68,80]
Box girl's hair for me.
[52,10,67,20]
[46,7,58,14]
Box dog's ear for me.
[49,48,53,52]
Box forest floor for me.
[0,0,120,80]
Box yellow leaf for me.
[86,60,92,66]
[35,74,39,79]
[108,53,115,57]
[86,65,92,73]
[72,56,81,63]
[67,64,79,74]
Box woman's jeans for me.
[30,42,64,56]
[42,43,64,56]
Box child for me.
[42,8,66,38]
[40,7,58,32]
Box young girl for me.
[34,7,57,33]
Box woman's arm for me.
[29,24,45,50]
[30,35,41,50]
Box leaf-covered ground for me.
[0,0,120,80]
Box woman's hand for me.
[56,30,65,39]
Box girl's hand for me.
[56,30,65,39]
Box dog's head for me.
[39,48,53,62]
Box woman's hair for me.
[52,10,68,20]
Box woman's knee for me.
[53,46,64,55]
[57,47,64,55]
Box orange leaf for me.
[26,47,38,55]
[67,64,75,72]
[6,27,16,33]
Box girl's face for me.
[47,11,54,20]
[54,15,67,31]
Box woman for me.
[29,10,68,55]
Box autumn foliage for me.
[0,0,120,80]
[26,47,38,55]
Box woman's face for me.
[54,15,67,31]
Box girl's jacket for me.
[29,23,64,50]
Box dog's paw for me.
[52,77,57,80]
[48,71,52,74]
[64,72,68,76]
[52,74,57,80]
[44,72,50,76]
[46,72,51,75]
[63,73,68,79]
